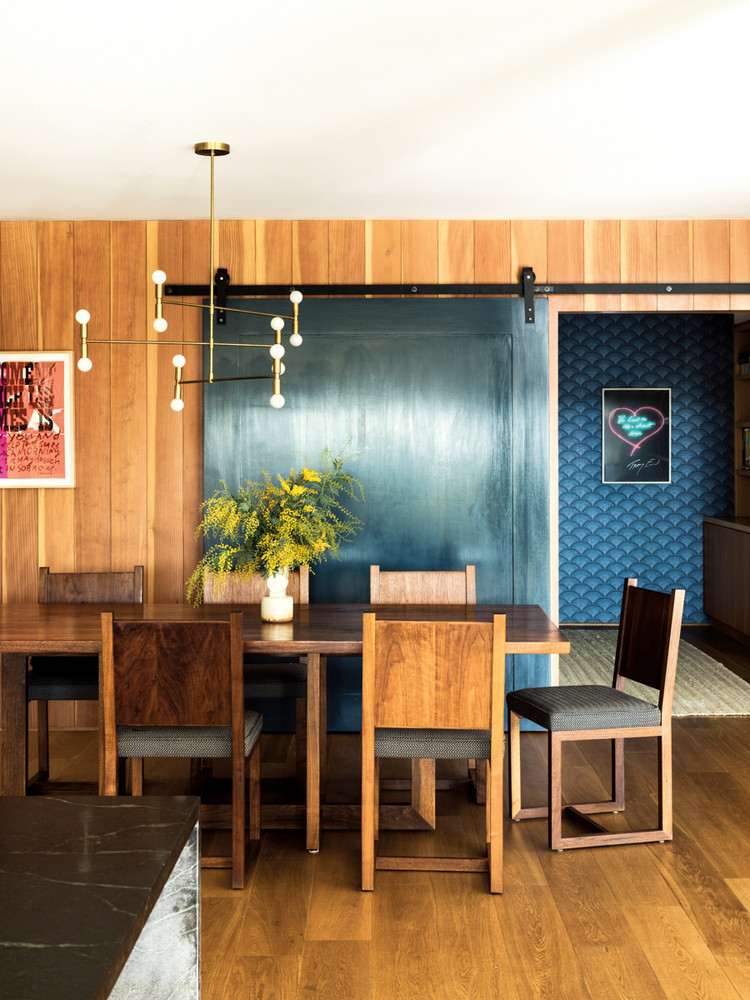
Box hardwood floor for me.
[10,627,750,1000]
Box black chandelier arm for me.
[178,374,274,386]
[164,299,295,321]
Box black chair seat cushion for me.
[506,684,661,732]
[375,727,491,760]
[27,656,99,702]
[117,710,263,758]
[244,660,307,699]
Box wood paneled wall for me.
[2,218,750,727]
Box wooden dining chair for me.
[361,612,505,893]
[370,564,478,824]
[203,567,326,793]
[100,611,262,889]
[26,565,144,786]
[507,578,685,850]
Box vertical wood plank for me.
[584,220,620,312]
[257,221,293,284]
[38,221,76,573]
[329,221,365,285]
[730,220,750,311]
[293,221,329,285]
[402,221,438,284]
[438,221,474,284]
[148,220,185,602]
[220,220,256,285]
[621,220,657,311]
[110,222,148,574]
[366,221,401,287]
[694,220,730,311]
[511,220,547,284]
[548,220,584,313]
[73,221,111,571]
[0,222,39,602]
[656,221,693,311]
[474,221,512,284]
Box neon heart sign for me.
[608,407,665,456]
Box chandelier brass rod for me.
[166,299,294,320]
[179,375,274,385]
[84,338,277,349]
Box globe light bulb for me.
[270,317,285,331]
[75,309,90,325]
[270,393,285,409]
[289,332,303,347]
[153,317,168,333]
[269,343,285,360]
[170,397,185,412]
[172,354,186,368]
[152,270,167,285]
[289,290,303,305]
[77,356,93,372]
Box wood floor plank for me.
[299,940,371,1000]
[431,873,520,1000]
[371,883,446,1000]
[222,956,302,1000]
[233,850,316,958]
[622,904,743,1000]
[305,831,371,941]
[575,944,670,1000]
[201,897,246,1000]
[492,884,593,1000]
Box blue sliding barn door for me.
[202,298,550,730]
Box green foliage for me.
[187,446,364,604]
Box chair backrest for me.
[203,566,309,604]
[100,612,244,730]
[613,577,685,715]
[39,566,144,604]
[362,613,505,731]
[369,565,476,605]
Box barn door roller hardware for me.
[163,269,750,324]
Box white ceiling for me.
[1,0,749,221]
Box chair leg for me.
[411,758,436,827]
[130,758,144,796]
[232,756,247,890]
[361,746,376,891]
[612,737,625,810]
[508,709,522,819]
[657,731,672,839]
[36,700,50,781]
[487,758,502,893]
[249,741,261,841]
[548,732,564,850]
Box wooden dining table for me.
[0,602,569,851]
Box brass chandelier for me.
[75,141,303,411]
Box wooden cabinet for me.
[704,516,750,641]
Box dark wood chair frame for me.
[28,565,144,786]
[369,564,480,825]
[100,611,260,889]
[202,566,327,794]
[508,578,685,850]
[361,612,505,893]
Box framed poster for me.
[602,387,670,484]
[0,352,75,487]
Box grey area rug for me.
[560,629,750,717]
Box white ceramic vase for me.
[260,571,294,622]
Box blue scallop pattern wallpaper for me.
[558,312,734,623]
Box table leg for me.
[305,652,321,852]
[1,653,28,795]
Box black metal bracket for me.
[163,269,750,326]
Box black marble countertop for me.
[0,795,200,1000]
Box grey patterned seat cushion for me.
[506,684,661,732]
[27,656,99,702]
[375,727,491,760]
[244,661,307,699]
[117,710,263,758]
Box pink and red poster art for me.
[0,352,75,488]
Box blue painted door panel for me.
[202,298,550,730]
